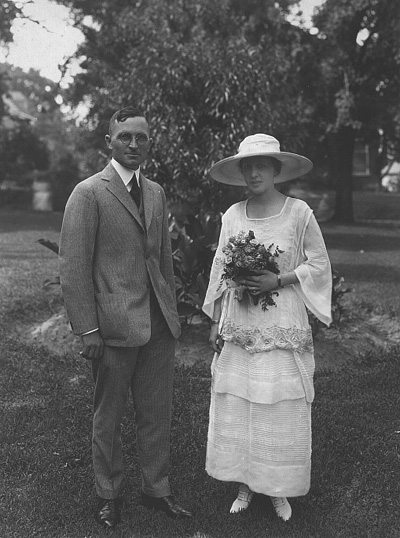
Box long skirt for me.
[206,342,313,497]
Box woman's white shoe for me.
[270,496,292,521]
[230,485,254,514]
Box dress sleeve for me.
[202,213,230,319]
[294,213,332,327]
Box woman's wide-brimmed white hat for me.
[209,134,313,185]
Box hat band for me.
[238,140,281,156]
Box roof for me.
[382,161,400,176]
[2,91,36,123]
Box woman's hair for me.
[239,156,282,177]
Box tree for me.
[0,64,81,207]
[55,0,319,212]
[0,1,21,45]
[0,123,49,184]
[312,0,400,222]
[0,1,23,119]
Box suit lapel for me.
[102,163,144,231]
[140,173,154,233]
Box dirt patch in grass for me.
[26,308,214,366]
[25,299,400,372]
[2,211,400,372]
[2,211,400,537]
[313,308,400,370]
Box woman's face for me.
[241,156,277,195]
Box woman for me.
[203,134,332,521]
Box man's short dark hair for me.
[108,106,148,134]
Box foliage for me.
[0,0,22,121]
[53,0,318,212]
[29,0,400,223]
[2,0,400,224]
[0,121,50,183]
[38,211,350,331]
[220,230,282,279]
[4,64,61,117]
[168,209,351,328]
[48,152,81,211]
[309,268,353,336]
[0,3,25,120]
[0,1,22,46]
[37,238,60,255]
[0,64,83,208]
[311,0,400,221]
[166,207,221,320]
[330,269,354,323]
[218,229,283,311]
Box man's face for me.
[105,116,152,170]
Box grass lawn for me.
[1,210,400,538]
[321,222,400,316]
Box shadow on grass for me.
[0,210,63,233]
[324,231,400,253]
[1,334,400,537]
[331,263,400,283]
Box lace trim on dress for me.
[221,320,314,354]
[214,256,225,266]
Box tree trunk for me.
[332,126,355,223]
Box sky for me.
[0,0,85,86]
[0,0,325,86]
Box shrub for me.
[309,269,353,336]
[38,212,349,330]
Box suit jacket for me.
[59,162,181,346]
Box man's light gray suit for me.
[59,162,181,499]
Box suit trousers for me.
[91,294,175,500]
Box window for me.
[353,142,370,176]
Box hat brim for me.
[209,151,313,185]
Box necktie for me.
[129,176,141,207]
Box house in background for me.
[381,160,400,192]
[0,92,52,210]
[2,91,36,129]
[352,136,382,190]
[352,132,400,192]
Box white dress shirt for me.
[111,158,140,190]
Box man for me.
[59,106,193,528]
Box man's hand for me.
[80,331,104,360]
[209,324,224,354]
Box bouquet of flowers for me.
[218,230,283,311]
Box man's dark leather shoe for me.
[140,493,193,519]
[95,497,122,528]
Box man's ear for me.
[148,137,154,150]
[105,134,111,149]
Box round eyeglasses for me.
[117,133,149,147]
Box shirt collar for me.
[111,158,140,187]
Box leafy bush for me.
[168,211,351,330]
[309,269,353,336]
[38,212,349,331]
[170,208,221,322]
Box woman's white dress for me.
[202,197,332,497]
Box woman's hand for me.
[209,323,224,353]
[237,270,278,295]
